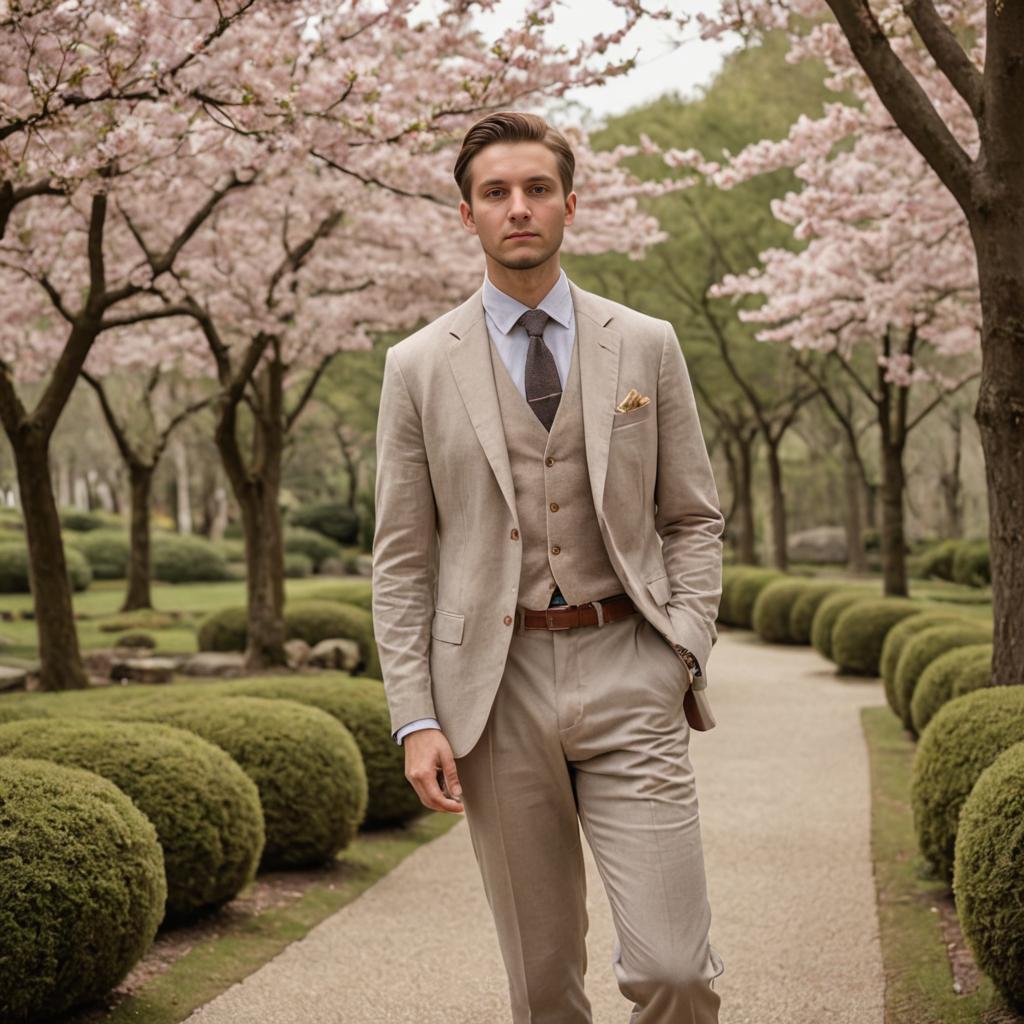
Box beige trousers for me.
[455,604,725,1023]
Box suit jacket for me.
[372,279,725,760]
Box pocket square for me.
[615,387,651,414]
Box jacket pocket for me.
[430,608,465,645]
[645,572,672,607]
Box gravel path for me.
[184,627,887,1024]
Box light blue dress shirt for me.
[393,270,575,746]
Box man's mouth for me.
[506,232,537,240]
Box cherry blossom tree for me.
[694,0,1021,679]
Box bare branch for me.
[903,0,983,117]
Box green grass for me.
[861,706,1015,1023]
[86,811,460,1024]
[0,577,352,662]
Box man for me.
[372,110,725,1023]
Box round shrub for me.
[910,644,992,734]
[75,529,131,579]
[213,537,246,563]
[114,632,157,650]
[151,534,229,583]
[894,622,993,731]
[197,606,248,652]
[0,542,92,593]
[59,508,122,532]
[284,552,314,578]
[951,539,990,588]
[0,756,166,1023]
[284,527,342,571]
[98,695,368,869]
[284,600,376,670]
[208,675,422,828]
[305,578,374,612]
[911,686,1024,882]
[953,740,1024,1009]
[788,582,844,645]
[0,719,264,923]
[879,611,966,714]
[289,501,359,545]
[751,579,819,644]
[725,569,784,629]
[830,598,921,676]
[916,539,961,581]
[810,591,872,661]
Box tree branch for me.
[903,0,983,117]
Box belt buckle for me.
[545,608,573,630]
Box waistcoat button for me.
[551,545,561,555]
[549,502,559,512]
[503,614,513,626]
[545,457,555,466]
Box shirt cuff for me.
[394,718,442,745]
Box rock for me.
[284,639,311,669]
[308,638,360,671]
[354,554,373,578]
[787,526,848,565]
[0,666,28,692]
[109,657,176,684]
[178,651,247,678]
[318,556,348,577]
[114,632,157,650]
[83,650,114,677]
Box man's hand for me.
[404,728,464,814]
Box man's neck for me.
[485,256,562,309]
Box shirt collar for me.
[482,268,573,335]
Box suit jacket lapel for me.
[446,279,622,523]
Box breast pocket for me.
[430,608,465,645]
[611,400,655,431]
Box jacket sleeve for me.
[372,345,440,733]
[653,319,725,687]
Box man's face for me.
[459,141,576,271]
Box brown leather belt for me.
[518,592,637,631]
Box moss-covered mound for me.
[830,598,921,676]
[810,591,871,661]
[751,579,819,644]
[911,686,1024,883]
[879,611,966,715]
[894,622,993,731]
[910,644,992,735]
[953,740,1024,1008]
[788,583,844,645]
[0,756,166,1023]
[0,718,264,922]
[100,695,368,869]
[305,578,374,612]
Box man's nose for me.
[507,188,531,218]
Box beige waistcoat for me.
[488,325,625,611]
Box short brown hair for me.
[453,111,575,205]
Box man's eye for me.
[530,185,548,193]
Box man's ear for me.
[459,199,477,235]
[563,191,577,227]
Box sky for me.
[411,0,739,130]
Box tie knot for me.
[516,308,551,339]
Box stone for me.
[308,638,360,671]
[284,639,311,669]
[0,666,28,692]
[109,657,176,684]
[787,526,848,565]
[178,651,247,678]
[318,556,348,577]
[353,554,373,577]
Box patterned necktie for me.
[516,308,562,431]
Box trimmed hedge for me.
[830,598,921,676]
[284,527,342,571]
[788,583,844,645]
[0,718,264,923]
[910,644,992,734]
[751,579,817,644]
[197,600,378,676]
[306,578,374,612]
[915,539,961,581]
[951,539,990,588]
[0,756,166,1024]
[894,622,993,731]
[810,591,870,661]
[879,611,966,715]
[284,552,314,578]
[75,529,131,579]
[722,568,784,629]
[911,686,1024,883]
[953,740,1024,1008]
[151,534,229,583]
[288,501,359,545]
[59,508,123,532]
[0,541,92,593]
[98,695,368,869]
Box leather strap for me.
[519,592,637,631]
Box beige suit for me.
[372,280,724,760]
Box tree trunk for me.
[12,427,88,690]
[735,434,757,564]
[970,215,1024,687]
[172,437,193,534]
[122,462,154,612]
[765,438,788,571]
[843,447,869,573]
[939,408,964,539]
[878,432,908,597]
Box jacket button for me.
[551,545,561,555]
[545,456,555,466]
[510,528,519,540]
[549,502,559,512]
[503,614,513,625]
